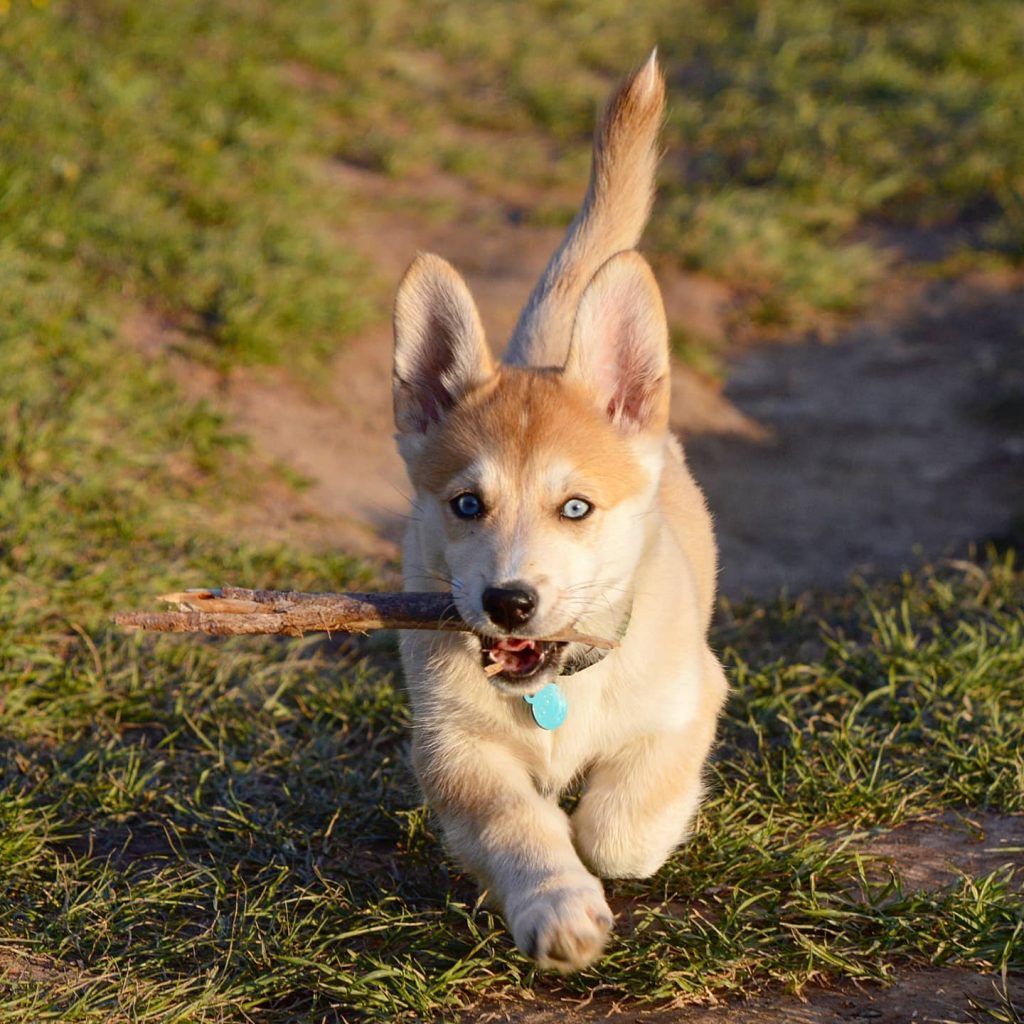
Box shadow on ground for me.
[687,272,1024,598]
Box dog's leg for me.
[414,737,613,972]
[571,652,727,879]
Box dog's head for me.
[392,250,671,691]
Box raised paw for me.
[508,879,614,972]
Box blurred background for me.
[4,0,1022,599]
[2,2,1023,1018]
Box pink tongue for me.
[497,638,536,653]
[490,638,540,672]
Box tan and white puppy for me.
[391,53,727,972]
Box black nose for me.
[482,583,537,631]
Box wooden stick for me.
[113,586,616,649]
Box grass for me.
[5,0,1024,354]
[295,0,1024,327]
[3,520,1023,1019]
[1,0,375,373]
[1,0,1022,1020]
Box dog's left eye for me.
[560,497,593,520]
[450,492,485,519]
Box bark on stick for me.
[113,586,615,649]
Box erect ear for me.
[563,250,670,433]
[392,253,494,434]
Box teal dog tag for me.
[523,683,568,730]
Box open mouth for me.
[480,637,566,682]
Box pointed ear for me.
[563,251,670,433]
[392,253,494,434]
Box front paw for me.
[507,877,613,972]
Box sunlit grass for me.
[5,0,1023,350]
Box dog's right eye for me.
[450,492,485,519]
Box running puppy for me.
[391,52,727,972]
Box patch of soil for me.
[0,947,90,988]
[119,309,404,563]
[687,271,1024,597]
[862,811,1024,892]
[52,822,179,875]
[472,968,1024,1023]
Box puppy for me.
[391,52,727,972]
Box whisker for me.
[403,571,462,591]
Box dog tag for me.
[523,683,568,730]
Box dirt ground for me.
[687,270,1024,597]
[126,162,1024,1022]
[861,810,1024,892]
[135,160,1024,601]
[473,968,1024,1024]
[131,160,761,568]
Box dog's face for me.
[408,369,664,687]
[393,251,670,690]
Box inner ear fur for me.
[563,251,670,434]
[392,253,494,434]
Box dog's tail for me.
[503,50,665,368]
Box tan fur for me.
[393,254,494,435]
[505,52,666,368]
[410,370,649,508]
[390,52,727,973]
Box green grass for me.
[3,523,1022,1019]
[1,1,1022,1019]
[5,0,1023,351]
[287,0,1024,327]
[1,0,375,372]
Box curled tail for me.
[503,50,666,368]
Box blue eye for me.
[560,497,593,520]
[451,492,484,519]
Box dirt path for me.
[138,162,1022,600]
[688,270,1024,597]
[137,161,759,568]
[474,968,1024,1023]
